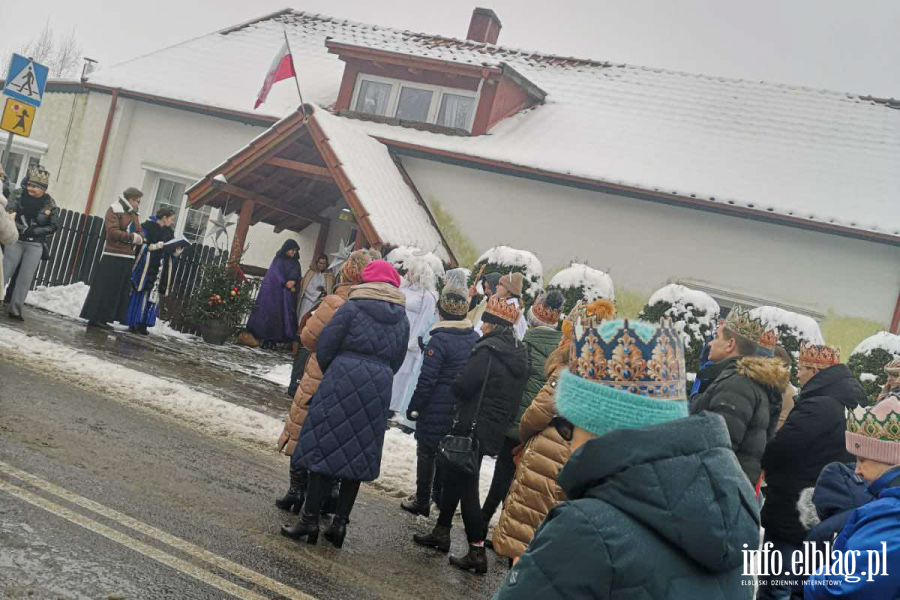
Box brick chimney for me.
[466,8,502,45]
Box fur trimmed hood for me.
[111,197,137,214]
[736,356,790,390]
[431,319,473,332]
[797,487,819,530]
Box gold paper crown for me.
[439,287,470,317]
[531,301,561,326]
[26,164,50,188]
[723,306,777,350]
[799,342,841,370]
[484,295,521,325]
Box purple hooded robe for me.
[246,239,303,342]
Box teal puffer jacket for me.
[494,412,760,599]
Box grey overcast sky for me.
[1,0,898,97]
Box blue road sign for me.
[3,54,49,107]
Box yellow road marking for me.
[0,460,316,600]
[0,478,272,600]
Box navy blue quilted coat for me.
[293,284,409,481]
[407,323,480,448]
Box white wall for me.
[30,91,320,268]
[401,156,900,325]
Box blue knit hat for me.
[557,318,689,437]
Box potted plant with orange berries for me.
[191,263,256,344]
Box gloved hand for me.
[22,226,35,238]
[174,247,185,257]
[132,233,144,245]
[417,336,426,352]
[406,408,419,422]
[148,242,165,251]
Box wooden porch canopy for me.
[186,104,455,266]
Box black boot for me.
[401,497,430,517]
[280,511,319,544]
[320,479,340,517]
[413,525,451,553]
[449,545,488,574]
[275,466,308,513]
[324,480,359,549]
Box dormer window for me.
[351,74,478,132]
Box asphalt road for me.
[0,360,507,599]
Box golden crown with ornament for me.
[722,306,778,354]
[799,342,841,370]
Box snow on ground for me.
[261,363,293,387]
[24,282,198,341]
[749,306,824,345]
[476,246,544,298]
[548,263,615,302]
[852,331,900,357]
[0,324,495,502]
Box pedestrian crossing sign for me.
[1,98,36,137]
[3,54,49,107]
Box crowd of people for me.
[1,171,186,333]
[271,250,900,599]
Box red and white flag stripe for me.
[254,40,296,109]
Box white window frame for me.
[140,166,218,244]
[5,138,49,190]
[350,73,479,132]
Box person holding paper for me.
[125,207,185,335]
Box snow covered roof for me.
[88,9,900,243]
[187,105,452,262]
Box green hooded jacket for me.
[506,326,562,440]
[494,413,760,599]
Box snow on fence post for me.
[639,284,720,377]
[848,332,900,405]
[547,263,615,314]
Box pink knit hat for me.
[361,260,401,288]
[846,395,900,464]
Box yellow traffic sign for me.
[1,98,36,137]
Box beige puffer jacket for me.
[277,283,352,456]
[493,365,570,560]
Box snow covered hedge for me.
[469,246,544,308]
[639,284,720,375]
[750,306,824,386]
[848,332,900,405]
[547,263,614,314]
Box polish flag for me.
[254,40,296,109]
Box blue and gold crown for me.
[568,318,687,400]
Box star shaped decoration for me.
[206,211,236,250]
[328,238,355,275]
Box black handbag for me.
[437,354,492,477]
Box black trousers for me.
[437,453,485,544]
[481,436,518,524]
[303,472,361,520]
[415,442,444,507]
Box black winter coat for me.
[407,322,479,447]
[139,219,175,291]
[7,188,60,243]
[494,413,760,600]
[507,326,561,440]
[690,355,789,484]
[294,283,410,481]
[451,329,528,457]
[760,364,865,544]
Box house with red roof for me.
[15,7,900,329]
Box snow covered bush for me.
[639,284,720,375]
[547,263,614,314]
[848,332,900,405]
[750,306,824,385]
[386,246,445,281]
[469,246,543,308]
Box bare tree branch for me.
[0,20,84,80]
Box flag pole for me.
[283,30,307,120]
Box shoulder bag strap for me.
[468,353,492,435]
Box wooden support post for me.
[353,229,366,250]
[313,220,331,259]
[230,200,254,265]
